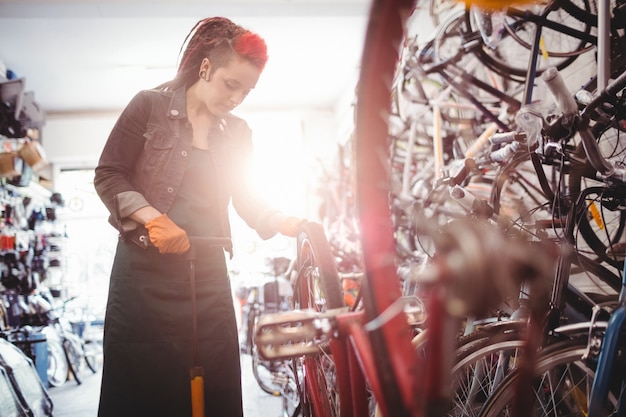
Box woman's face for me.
[200,55,261,116]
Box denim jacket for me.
[94,85,288,247]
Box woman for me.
[94,17,304,416]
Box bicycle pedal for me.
[254,309,341,360]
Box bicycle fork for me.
[587,266,626,417]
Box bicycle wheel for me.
[238,289,256,355]
[250,341,282,396]
[41,326,69,387]
[437,271,617,417]
[294,222,344,311]
[355,0,424,416]
[568,123,626,268]
[446,321,528,417]
[432,9,521,125]
[429,0,465,26]
[466,2,593,82]
[83,340,100,374]
[46,339,68,387]
[479,335,622,417]
[62,336,83,385]
[244,302,257,355]
[560,0,626,28]
[500,1,594,58]
[249,303,285,397]
[291,221,345,416]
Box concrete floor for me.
[47,354,283,417]
[41,268,620,417]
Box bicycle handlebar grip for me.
[541,66,579,116]
[541,67,620,177]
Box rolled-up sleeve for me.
[94,92,151,231]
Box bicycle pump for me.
[186,243,205,417]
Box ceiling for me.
[0,0,373,115]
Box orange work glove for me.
[144,213,190,254]
[279,216,307,238]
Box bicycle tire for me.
[568,136,626,268]
[83,340,100,374]
[464,3,592,82]
[62,338,82,385]
[248,301,302,413]
[501,1,594,58]
[446,321,528,417]
[245,303,256,355]
[478,335,622,417]
[249,304,285,397]
[46,340,68,387]
[448,281,617,416]
[432,9,522,117]
[295,222,344,310]
[429,0,464,26]
[250,342,281,396]
[355,0,423,416]
[560,0,626,28]
[292,221,345,417]
[238,291,256,355]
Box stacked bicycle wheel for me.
[354,0,626,415]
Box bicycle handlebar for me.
[542,66,626,179]
[577,71,626,179]
[580,70,626,118]
[542,67,579,116]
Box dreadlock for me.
[157,17,268,91]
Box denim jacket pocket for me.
[141,126,176,169]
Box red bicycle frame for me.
[255,268,465,417]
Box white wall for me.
[43,112,117,173]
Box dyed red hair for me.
[158,17,268,90]
[234,32,268,71]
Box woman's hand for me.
[144,213,190,254]
[279,216,307,238]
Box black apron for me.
[98,148,242,417]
